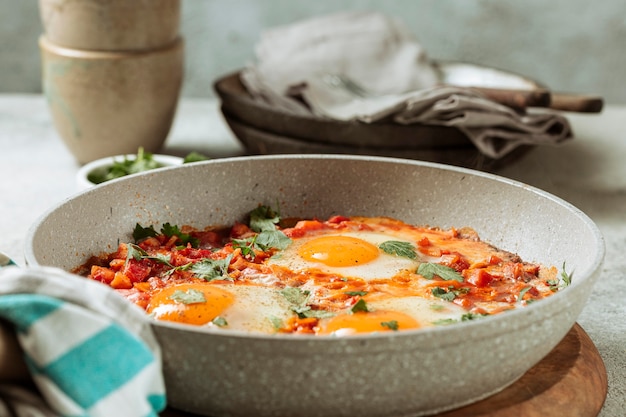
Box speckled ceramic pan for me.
[25,155,604,417]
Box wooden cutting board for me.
[163,323,607,417]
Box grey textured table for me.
[0,95,624,416]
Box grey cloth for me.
[241,11,572,159]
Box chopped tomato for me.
[90,265,115,284]
[464,269,495,287]
[110,272,133,289]
[124,261,151,283]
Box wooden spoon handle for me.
[549,93,604,113]
[471,87,552,110]
[470,87,604,113]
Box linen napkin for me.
[241,10,572,159]
[0,266,166,417]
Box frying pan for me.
[25,155,604,417]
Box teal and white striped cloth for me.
[0,266,166,417]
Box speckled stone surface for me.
[0,95,625,416]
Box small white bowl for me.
[76,153,183,190]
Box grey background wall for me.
[2,0,625,103]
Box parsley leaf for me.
[182,151,209,163]
[269,315,284,330]
[432,318,457,326]
[190,254,233,281]
[161,223,200,248]
[518,286,532,303]
[255,230,291,251]
[378,241,417,259]
[132,222,200,247]
[431,287,456,301]
[169,289,206,304]
[212,316,228,327]
[302,309,335,319]
[561,261,573,287]
[280,287,334,319]
[461,312,489,321]
[233,230,291,258]
[418,263,464,282]
[381,320,399,331]
[432,312,489,326]
[126,243,147,263]
[351,298,369,313]
[548,262,574,292]
[344,291,368,296]
[249,205,281,232]
[281,287,313,316]
[133,223,159,242]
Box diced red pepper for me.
[464,269,495,287]
[90,265,115,284]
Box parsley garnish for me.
[183,151,209,163]
[256,230,291,251]
[249,205,281,232]
[344,291,368,296]
[418,263,464,282]
[190,255,233,281]
[87,147,209,184]
[236,205,292,255]
[381,320,399,331]
[431,286,470,302]
[161,223,200,248]
[169,289,206,304]
[87,147,164,184]
[212,316,228,327]
[133,223,159,242]
[132,222,199,248]
[518,286,532,303]
[432,312,489,326]
[432,318,457,326]
[280,287,334,319]
[351,298,369,313]
[461,312,488,321]
[547,262,574,292]
[379,241,417,259]
[269,315,284,330]
[281,287,310,308]
[125,243,174,266]
[431,287,457,301]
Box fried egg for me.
[146,282,292,333]
[318,296,467,336]
[269,231,423,280]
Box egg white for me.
[367,296,468,327]
[206,284,293,333]
[268,231,423,280]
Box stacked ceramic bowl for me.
[38,0,184,164]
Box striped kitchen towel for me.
[0,266,166,417]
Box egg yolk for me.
[319,310,420,335]
[298,235,380,267]
[147,283,234,325]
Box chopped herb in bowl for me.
[77,148,209,189]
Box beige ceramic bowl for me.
[38,0,181,52]
[25,155,604,417]
[40,36,184,164]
